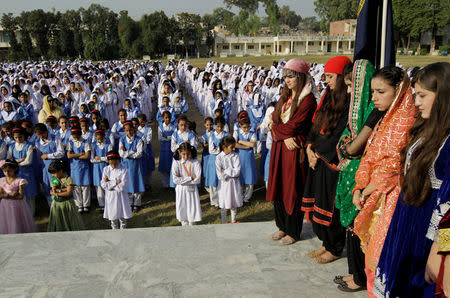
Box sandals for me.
[315,252,341,264]
[270,231,286,241]
[337,281,366,292]
[333,275,345,285]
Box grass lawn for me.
[177,54,450,68]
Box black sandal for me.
[333,275,345,285]
[337,282,366,293]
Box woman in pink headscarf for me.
[266,58,317,245]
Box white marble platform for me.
[0,221,365,297]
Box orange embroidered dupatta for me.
[353,77,416,271]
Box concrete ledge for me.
[0,222,364,297]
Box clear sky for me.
[1,0,317,19]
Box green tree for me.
[314,0,358,32]
[279,5,302,29]
[28,9,55,58]
[81,4,119,60]
[177,12,203,58]
[1,13,21,60]
[140,11,171,58]
[17,11,34,59]
[118,10,141,58]
[300,16,321,32]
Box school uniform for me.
[158,122,176,188]
[199,129,212,186]
[7,141,38,215]
[67,136,92,211]
[91,138,113,208]
[137,125,155,189]
[233,128,257,203]
[206,131,229,207]
[172,158,202,225]
[215,151,242,224]
[101,164,132,229]
[35,134,65,206]
[264,131,273,188]
[169,129,198,188]
[119,134,145,208]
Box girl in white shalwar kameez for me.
[101,151,132,230]
[172,142,202,226]
[215,136,242,224]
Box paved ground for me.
[0,221,365,297]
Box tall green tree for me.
[118,10,141,58]
[0,13,21,60]
[81,4,119,60]
[140,11,171,58]
[177,12,203,58]
[314,0,358,32]
[17,11,34,59]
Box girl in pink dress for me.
[0,159,37,234]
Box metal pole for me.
[380,0,388,68]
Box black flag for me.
[353,0,395,68]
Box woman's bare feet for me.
[315,250,340,264]
[270,230,286,241]
[280,235,296,245]
[307,246,326,258]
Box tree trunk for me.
[406,34,411,51]
[417,41,421,55]
[429,23,437,55]
[401,36,406,49]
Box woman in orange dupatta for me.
[351,66,416,296]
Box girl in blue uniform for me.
[111,109,127,146]
[56,116,71,151]
[91,129,113,211]
[80,118,93,144]
[34,123,65,206]
[8,127,39,215]
[137,114,155,191]
[233,116,257,205]
[67,127,92,213]
[119,121,145,212]
[158,111,176,189]
[206,116,229,207]
[156,95,176,124]
[200,117,213,189]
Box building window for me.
[2,33,9,43]
[234,45,240,50]
[266,45,271,48]
[298,42,303,46]
[261,45,265,49]
[222,45,229,50]
[248,45,254,50]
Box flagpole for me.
[380,0,388,68]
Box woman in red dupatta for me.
[351,66,416,296]
[266,58,316,245]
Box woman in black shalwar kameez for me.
[301,56,352,264]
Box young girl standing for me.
[216,136,242,224]
[67,127,92,213]
[233,116,257,205]
[119,121,145,212]
[200,117,214,188]
[101,150,133,229]
[206,116,229,207]
[137,114,155,191]
[158,111,176,189]
[172,142,202,226]
[35,123,65,206]
[0,159,36,234]
[47,160,84,232]
[91,129,113,211]
[170,116,198,188]
[8,128,38,215]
